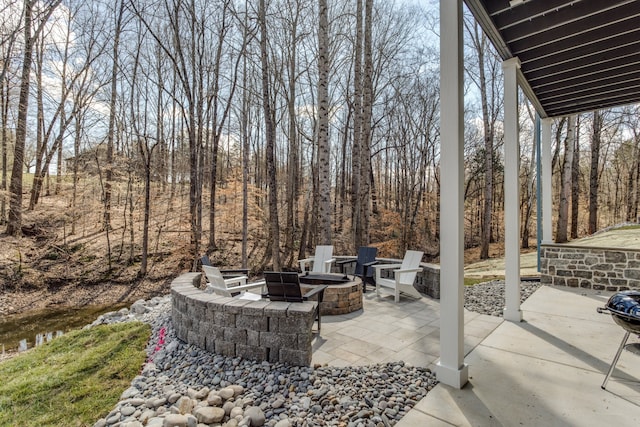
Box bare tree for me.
[6,0,62,236]
[259,0,280,270]
[317,0,331,245]
[588,110,602,234]
[556,115,575,243]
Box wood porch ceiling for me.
[464,0,640,118]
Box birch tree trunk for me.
[351,0,363,249]
[556,115,575,243]
[317,0,331,245]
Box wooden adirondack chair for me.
[373,250,424,303]
[298,245,335,274]
[202,265,264,300]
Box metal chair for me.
[263,272,327,332]
[336,246,378,292]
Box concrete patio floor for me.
[311,288,503,368]
[312,285,640,426]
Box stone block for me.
[236,344,268,362]
[267,347,280,363]
[610,278,628,287]
[566,278,579,287]
[276,316,313,334]
[247,330,260,347]
[214,311,236,327]
[241,300,269,315]
[584,256,599,265]
[605,251,627,263]
[188,330,205,348]
[268,317,280,332]
[562,253,585,260]
[215,341,235,357]
[553,277,566,286]
[624,269,640,280]
[202,323,224,340]
[573,270,592,279]
[540,275,552,285]
[279,348,311,366]
[323,292,338,302]
[264,302,291,317]
[224,327,247,345]
[556,269,573,277]
[205,336,217,353]
[224,299,253,314]
[260,332,297,349]
[287,302,316,318]
[236,315,268,332]
[297,333,312,349]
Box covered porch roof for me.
[464,0,640,118]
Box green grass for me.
[613,224,640,231]
[464,276,502,286]
[0,322,151,427]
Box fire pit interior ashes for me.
[597,290,640,390]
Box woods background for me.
[1,0,640,292]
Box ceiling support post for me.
[503,57,523,323]
[436,0,468,389]
[541,118,553,243]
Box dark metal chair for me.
[336,246,378,292]
[263,272,327,332]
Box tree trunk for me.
[259,0,280,270]
[556,115,575,243]
[359,0,373,246]
[105,0,125,232]
[477,27,493,259]
[570,116,581,239]
[6,1,34,236]
[351,0,363,249]
[1,74,9,224]
[317,0,331,245]
[589,110,602,234]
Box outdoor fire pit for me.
[299,273,362,315]
[597,290,640,389]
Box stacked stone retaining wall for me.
[171,272,316,366]
[541,244,640,291]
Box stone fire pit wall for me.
[541,243,640,291]
[171,272,316,366]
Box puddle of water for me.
[0,303,130,352]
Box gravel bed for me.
[464,280,541,317]
[91,281,541,427]
[90,298,438,427]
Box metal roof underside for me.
[464,0,640,118]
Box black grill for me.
[597,291,640,389]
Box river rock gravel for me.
[91,281,541,427]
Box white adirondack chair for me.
[373,250,424,302]
[299,245,335,274]
[202,265,264,300]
